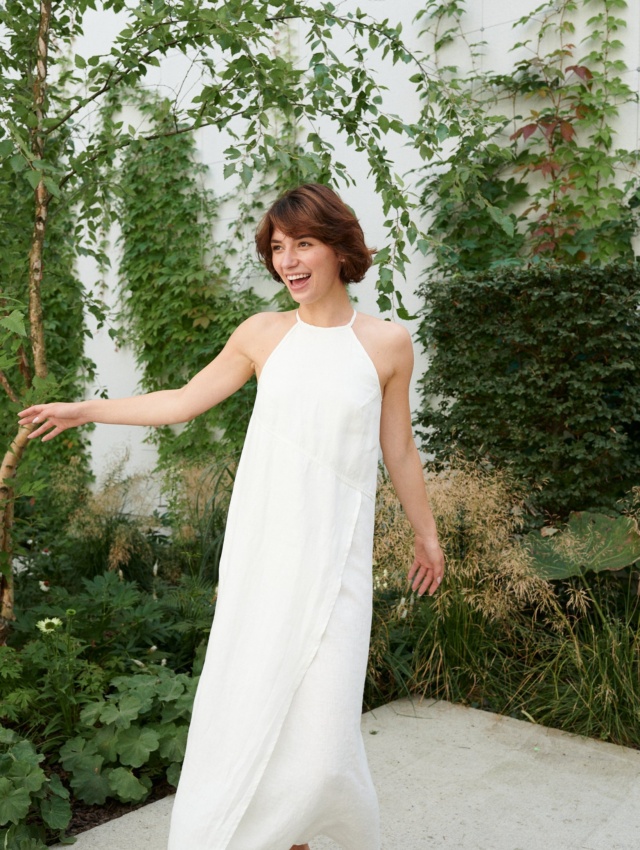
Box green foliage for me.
[418,0,640,270]
[525,511,640,580]
[0,728,72,849]
[60,666,196,804]
[414,2,640,519]
[0,153,92,482]
[116,102,266,464]
[416,263,640,518]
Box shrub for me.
[416,263,640,518]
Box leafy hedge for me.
[415,262,640,518]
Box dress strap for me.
[295,309,358,328]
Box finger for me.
[18,405,41,417]
[411,570,423,592]
[27,420,57,440]
[18,407,45,422]
[42,425,64,442]
[407,559,420,583]
[421,572,444,597]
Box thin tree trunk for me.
[0,427,32,642]
[0,0,52,643]
[29,0,52,381]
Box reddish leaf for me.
[567,64,593,81]
[560,121,575,142]
[535,160,559,176]
[539,120,558,139]
[534,241,556,254]
[522,123,538,141]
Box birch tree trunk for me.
[0,0,52,644]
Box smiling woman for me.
[255,182,374,287]
[18,183,445,850]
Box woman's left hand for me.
[408,535,445,597]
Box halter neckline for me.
[295,309,357,329]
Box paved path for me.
[54,697,640,849]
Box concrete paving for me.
[54,697,640,850]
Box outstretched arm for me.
[19,317,257,441]
[379,326,445,597]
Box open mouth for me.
[287,273,311,289]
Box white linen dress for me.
[168,309,382,850]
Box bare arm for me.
[18,315,260,441]
[379,326,445,596]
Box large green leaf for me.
[525,511,640,580]
[68,760,110,806]
[157,723,188,763]
[114,726,160,768]
[107,768,150,804]
[39,794,72,831]
[0,778,31,826]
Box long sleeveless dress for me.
[168,309,382,850]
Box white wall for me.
[76,0,640,482]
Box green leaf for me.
[97,693,146,729]
[68,761,110,806]
[0,728,19,746]
[0,140,14,158]
[107,768,149,803]
[114,726,160,768]
[43,177,61,199]
[0,779,31,826]
[166,761,181,788]
[485,204,515,238]
[157,724,187,762]
[39,794,72,830]
[525,512,640,580]
[74,54,87,69]
[0,310,27,337]
[23,170,41,191]
[47,774,70,800]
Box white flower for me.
[160,658,167,667]
[132,659,146,668]
[38,581,50,592]
[148,645,158,653]
[152,561,159,577]
[36,617,62,633]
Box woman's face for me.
[270,228,343,304]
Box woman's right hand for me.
[18,402,89,441]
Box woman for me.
[19,183,445,850]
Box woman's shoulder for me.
[236,309,295,335]
[355,311,412,347]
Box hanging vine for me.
[116,98,267,468]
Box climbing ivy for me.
[417,0,640,269]
[0,148,94,491]
[116,100,266,467]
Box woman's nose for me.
[281,249,297,268]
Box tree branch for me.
[0,372,19,404]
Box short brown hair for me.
[255,183,373,284]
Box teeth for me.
[288,274,309,281]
